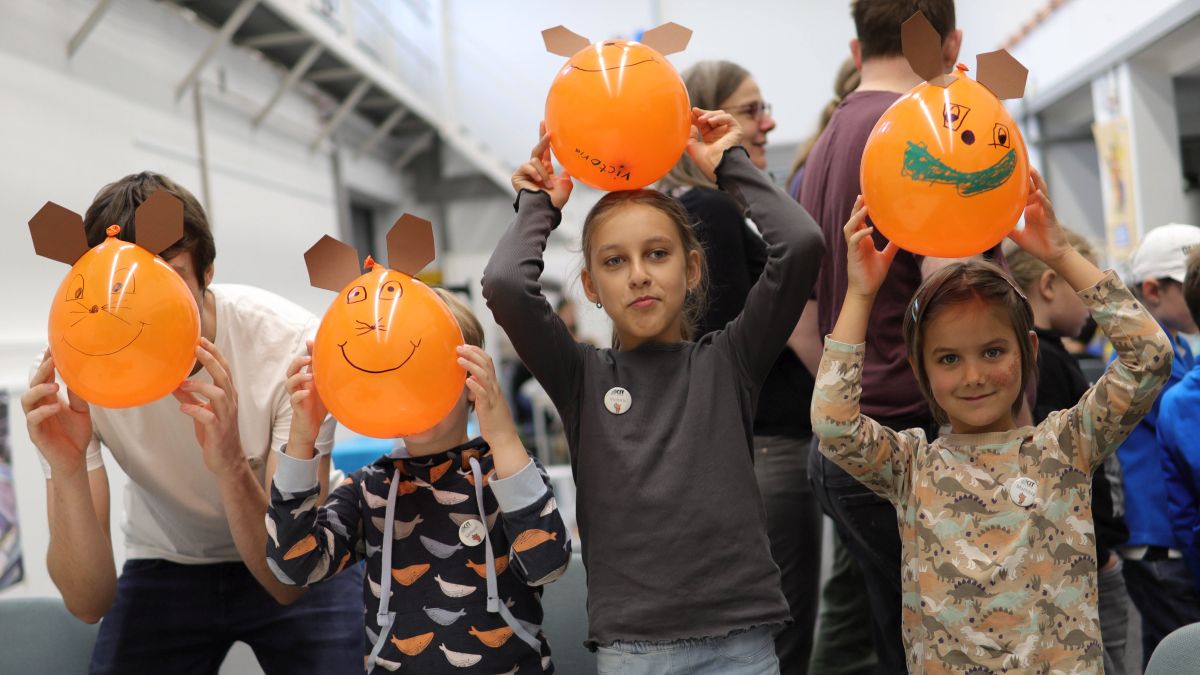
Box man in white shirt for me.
[22,172,362,673]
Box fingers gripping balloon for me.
[305,215,465,438]
[861,11,1031,258]
[542,23,693,191]
[29,192,201,408]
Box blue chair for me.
[540,554,595,674]
[330,436,394,474]
[0,596,100,672]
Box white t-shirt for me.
[41,284,335,563]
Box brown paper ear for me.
[29,202,89,265]
[901,11,953,88]
[134,191,185,255]
[976,50,1028,100]
[640,22,691,55]
[543,25,590,57]
[305,235,363,292]
[386,214,435,277]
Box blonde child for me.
[266,290,571,673]
[811,173,1172,673]
[482,110,825,674]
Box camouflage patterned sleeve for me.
[810,337,925,502]
[1045,270,1173,472]
[266,452,365,588]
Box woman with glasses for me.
[659,61,820,675]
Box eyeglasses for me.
[728,101,773,121]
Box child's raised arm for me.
[1007,170,1104,292]
[266,456,364,589]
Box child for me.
[266,289,571,674]
[811,172,1172,674]
[1007,231,1132,674]
[482,110,825,674]
[1158,247,1200,592]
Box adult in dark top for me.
[660,60,821,674]
[793,2,963,672]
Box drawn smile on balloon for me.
[902,141,1017,196]
[338,338,421,374]
[62,321,148,357]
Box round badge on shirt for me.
[1009,476,1039,508]
[459,518,486,547]
[604,387,632,415]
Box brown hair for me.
[581,190,708,346]
[1184,248,1200,327]
[434,287,484,350]
[83,172,215,289]
[659,60,751,193]
[786,57,861,188]
[1005,229,1098,292]
[903,260,1035,426]
[852,0,957,60]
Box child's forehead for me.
[923,298,1018,344]
[592,204,680,246]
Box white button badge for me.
[1009,476,1039,508]
[604,387,632,415]
[459,518,486,547]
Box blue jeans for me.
[90,559,364,674]
[1122,557,1200,669]
[596,627,780,675]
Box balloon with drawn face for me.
[29,192,200,408]
[861,12,1031,258]
[306,215,465,438]
[543,23,693,191]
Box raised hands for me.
[457,345,528,479]
[685,107,745,182]
[173,338,244,478]
[22,351,92,477]
[844,196,899,299]
[1008,168,1072,265]
[282,340,327,455]
[512,122,573,210]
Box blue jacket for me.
[1158,359,1200,585]
[1115,332,1192,547]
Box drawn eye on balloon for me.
[304,214,466,438]
[28,191,201,408]
[541,22,694,191]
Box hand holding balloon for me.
[173,338,245,479]
[457,345,526,479]
[21,351,93,478]
[512,126,574,210]
[282,341,327,458]
[1008,169,1070,265]
[685,108,745,183]
[843,196,900,300]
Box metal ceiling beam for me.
[391,131,435,172]
[252,42,322,128]
[174,0,260,101]
[358,96,397,111]
[355,107,407,159]
[306,67,358,83]
[240,30,309,49]
[67,0,116,58]
[310,78,372,152]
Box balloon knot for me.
[106,224,121,238]
[363,255,377,272]
[956,63,969,72]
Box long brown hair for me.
[786,58,861,188]
[659,60,750,193]
[581,190,708,347]
[902,260,1036,426]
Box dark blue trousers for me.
[90,559,364,674]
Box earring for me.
[595,302,602,309]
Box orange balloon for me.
[545,39,691,191]
[312,265,465,438]
[48,227,200,408]
[861,66,1029,257]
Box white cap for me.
[1129,223,1200,283]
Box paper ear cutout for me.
[29,202,89,266]
[976,50,1028,100]
[543,26,590,57]
[133,191,185,255]
[640,22,691,55]
[901,11,953,88]
[386,214,435,277]
[305,235,363,292]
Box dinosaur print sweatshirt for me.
[812,271,1171,674]
[266,438,571,674]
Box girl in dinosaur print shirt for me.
[811,172,1172,674]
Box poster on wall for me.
[0,392,23,590]
[1093,117,1139,265]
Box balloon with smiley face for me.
[861,11,1031,258]
[305,214,465,438]
[29,192,201,408]
[543,23,693,191]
